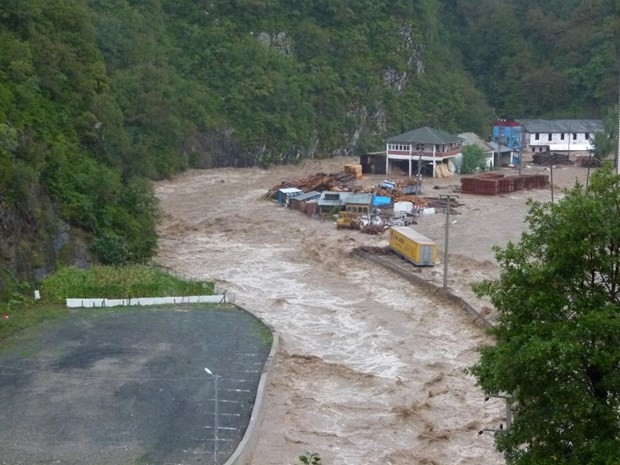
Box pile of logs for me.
[423,196,463,215]
[264,171,362,199]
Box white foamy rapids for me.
[166,233,407,379]
[155,158,508,465]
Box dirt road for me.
[154,156,590,465]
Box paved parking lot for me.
[0,304,272,465]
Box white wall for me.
[526,131,595,152]
[66,294,234,308]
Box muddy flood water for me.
[154,156,586,465]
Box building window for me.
[573,133,577,140]
[416,143,424,151]
[548,133,552,141]
[561,133,565,140]
[535,133,540,140]
[585,133,590,140]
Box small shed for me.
[277,187,303,206]
[344,193,373,216]
[317,191,350,214]
[290,191,321,212]
[305,200,318,217]
[360,152,387,174]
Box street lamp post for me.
[204,367,220,465]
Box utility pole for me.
[517,130,523,176]
[550,153,555,203]
[440,194,458,289]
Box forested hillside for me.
[0,0,617,298]
[444,0,618,117]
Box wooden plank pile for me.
[264,171,361,199]
[532,152,573,165]
[344,163,363,179]
[423,196,463,215]
[434,163,453,178]
[461,173,548,195]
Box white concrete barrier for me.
[66,293,234,308]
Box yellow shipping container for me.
[388,226,436,266]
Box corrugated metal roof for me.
[318,191,350,207]
[387,127,463,144]
[278,187,303,194]
[345,193,373,204]
[516,119,603,133]
[458,132,494,152]
[488,141,512,153]
[294,191,321,201]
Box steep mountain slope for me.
[0,0,617,296]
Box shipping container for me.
[388,226,436,266]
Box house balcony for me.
[386,148,461,160]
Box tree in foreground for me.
[471,165,620,465]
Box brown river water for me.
[155,156,588,465]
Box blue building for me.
[492,119,522,165]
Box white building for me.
[385,127,463,178]
[516,119,603,153]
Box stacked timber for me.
[344,164,363,179]
[532,152,573,165]
[461,173,549,195]
[264,171,361,199]
[434,163,453,178]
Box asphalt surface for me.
[0,305,272,465]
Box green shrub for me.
[91,233,129,265]
[40,265,215,303]
[461,145,489,174]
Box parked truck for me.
[388,226,436,266]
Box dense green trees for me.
[0,0,158,294]
[0,0,617,296]
[472,165,620,464]
[444,0,619,118]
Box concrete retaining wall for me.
[66,293,234,308]
[357,251,493,329]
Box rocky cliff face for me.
[0,198,92,299]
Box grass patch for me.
[0,303,69,345]
[39,265,216,304]
[0,265,217,346]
